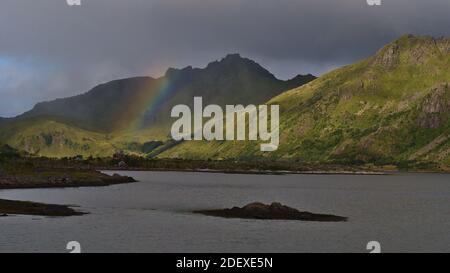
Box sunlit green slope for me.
[160,35,450,167]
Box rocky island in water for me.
[195,202,348,222]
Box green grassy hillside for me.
[0,119,114,157]
[3,35,450,169]
[159,35,450,168]
[0,118,172,157]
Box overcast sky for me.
[1,0,450,117]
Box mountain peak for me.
[286,74,316,86]
[373,34,450,69]
[164,54,278,81]
[384,34,450,52]
[205,53,250,67]
[205,53,278,80]
[164,54,255,77]
[222,53,243,60]
[164,65,194,77]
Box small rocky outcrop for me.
[374,43,400,69]
[195,202,348,222]
[421,83,450,114]
[418,83,450,128]
[118,161,128,168]
[436,37,450,54]
[0,170,136,190]
[0,199,85,217]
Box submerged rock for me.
[195,202,347,222]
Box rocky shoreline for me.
[195,202,348,222]
[102,167,389,175]
[0,199,85,217]
[0,169,136,216]
[0,170,136,190]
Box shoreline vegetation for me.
[85,150,450,174]
[0,146,448,217]
[1,144,449,176]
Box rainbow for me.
[113,72,183,133]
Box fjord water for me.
[0,171,449,253]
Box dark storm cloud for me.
[1,0,450,116]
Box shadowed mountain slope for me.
[17,54,314,132]
[0,54,315,157]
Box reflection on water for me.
[0,171,449,253]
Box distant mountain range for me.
[1,35,449,169]
[16,54,314,132]
[0,54,315,157]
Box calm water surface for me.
[0,171,449,253]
